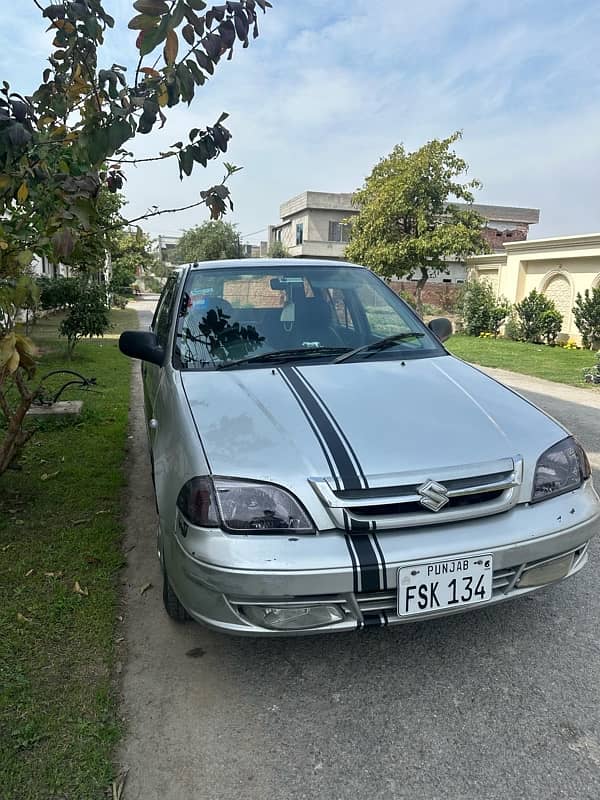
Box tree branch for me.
[107,152,176,165]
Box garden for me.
[440,279,600,388]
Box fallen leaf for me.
[25,568,34,577]
[14,519,24,526]
[40,471,59,481]
[139,582,152,595]
[116,636,124,644]
[73,580,89,597]
[44,571,63,578]
[96,510,109,515]
[2,544,12,551]
[73,518,91,526]
[17,612,32,624]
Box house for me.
[29,252,112,284]
[268,191,540,283]
[467,233,600,339]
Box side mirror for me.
[428,317,453,343]
[119,330,165,366]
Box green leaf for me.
[182,23,195,45]
[186,59,205,87]
[139,14,169,56]
[169,0,186,29]
[133,0,169,13]
[128,14,160,30]
[179,148,194,178]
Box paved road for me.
[119,302,600,800]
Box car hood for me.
[180,355,565,490]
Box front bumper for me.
[165,482,600,636]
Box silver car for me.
[120,259,599,636]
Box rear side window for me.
[152,275,178,347]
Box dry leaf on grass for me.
[25,568,34,577]
[73,580,89,597]
[17,612,32,624]
[44,571,63,578]
[40,471,59,482]
[139,582,152,595]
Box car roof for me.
[187,258,367,271]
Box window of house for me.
[296,223,304,246]
[328,221,350,243]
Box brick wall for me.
[389,280,461,312]
[482,226,527,251]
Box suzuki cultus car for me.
[119,259,599,635]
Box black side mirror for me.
[119,330,165,366]
[428,317,453,343]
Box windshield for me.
[173,264,444,370]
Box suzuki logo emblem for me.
[417,479,450,512]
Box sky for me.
[1,0,600,244]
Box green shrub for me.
[515,289,562,344]
[38,277,81,311]
[541,309,563,345]
[59,284,110,357]
[460,279,511,336]
[503,310,522,341]
[573,287,600,349]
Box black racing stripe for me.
[278,368,341,490]
[281,366,362,491]
[293,368,369,489]
[372,533,388,591]
[344,533,359,594]
[351,532,381,593]
[362,613,382,628]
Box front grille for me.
[310,457,523,530]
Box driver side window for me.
[152,275,178,348]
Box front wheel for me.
[162,568,191,622]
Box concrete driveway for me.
[119,301,600,799]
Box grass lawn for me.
[0,306,137,800]
[447,335,598,388]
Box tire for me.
[162,568,191,622]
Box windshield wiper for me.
[333,332,425,364]
[216,346,350,370]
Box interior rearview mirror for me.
[428,317,453,343]
[119,330,165,366]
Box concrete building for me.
[467,233,600,340]
[268,191,540,283]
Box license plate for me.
[397,554,493,617]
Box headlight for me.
[177,477,315,533]
[531,436,591,503]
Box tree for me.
[345,132,489,312]
[267,240,290,258]
[0,0,272,476]
[573,288,600,349]
[59,282,110,357]
[173,220,240,263]
[110,228,159,291]
[0,0,272,279]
